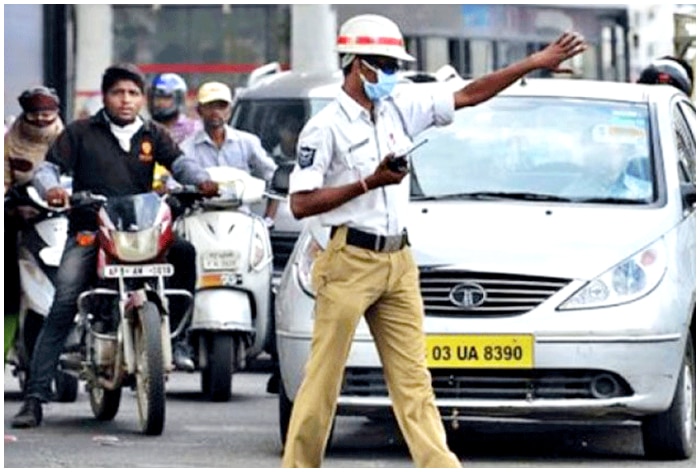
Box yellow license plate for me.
[426,334,533,369]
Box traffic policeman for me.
[282,14,587,468]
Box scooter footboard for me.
[192,290,254,332]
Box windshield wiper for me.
[413,191,575,202]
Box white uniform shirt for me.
[180,125,277,181]
[289,85,454,236]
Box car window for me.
[674,101,696,185]
[230,98,332,164]
[410,97,654,203]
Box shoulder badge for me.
[298,146,316,169]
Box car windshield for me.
[410,97,654,204]
[230,98,333,162]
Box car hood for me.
[406,201,672,280]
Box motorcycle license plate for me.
[103,264,174,278]
[425,334,533,369]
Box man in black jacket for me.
[11,63,218,428]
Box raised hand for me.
[533,32,587,73]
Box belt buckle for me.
[382,235,402,252]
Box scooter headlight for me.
[249,219,272,271]
[559,238,667,310]
[295,232,323,298]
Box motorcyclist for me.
[179,81,279,227]
[4,86,65,361]
[146,72,204,369]
[11,63,219,429]
[147,72,202,193]
[637,56,694,97]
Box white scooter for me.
[175,167,274,401]
[5,179,78,401]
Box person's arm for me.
[248,133,278,182]
[32,127,73,199]
[453,31,587,110]
[290,154,406,219]
[155,128,210,186]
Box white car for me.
[275,77,696,460]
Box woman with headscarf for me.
[4,86,65,360]
[4,86,65,191]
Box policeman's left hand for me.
[533,32,587,73]
[198,180,219,198]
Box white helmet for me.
[336,14,415,62]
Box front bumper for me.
[278,331,683,422]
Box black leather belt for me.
[331,226,409,253]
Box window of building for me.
[112,5,290,90]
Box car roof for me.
[237,69,680,105]
[498,77,677,104]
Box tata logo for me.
[449,283,487,308]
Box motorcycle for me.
[174,166,274,402]
[4,180,78,402]
[62,190,192,435]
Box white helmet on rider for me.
[148,73,188,122]
[336,14,415,63]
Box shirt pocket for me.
[345,137,377,177]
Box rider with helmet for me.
[637,56,694,97]
[148,73,202,193]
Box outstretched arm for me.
[453,32,587,110]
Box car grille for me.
[341,368,632,400]
[419,269,570,317]
[270,231,299,273]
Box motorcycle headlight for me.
[295,233,323,298]
[110,227,160,262]
[559,239,667,310]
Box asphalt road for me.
[3,358,696,468]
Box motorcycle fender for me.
[192,290,253,332]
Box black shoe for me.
[173,341,195,372]
[11,397,43,428]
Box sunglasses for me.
[361,58,400,75]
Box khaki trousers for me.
[281,226,461,468]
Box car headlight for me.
[295,232,323,297]
[559,239,667,310]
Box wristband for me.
[359,178,369,194]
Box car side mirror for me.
[271,161,294,195]
[680,182,696,209]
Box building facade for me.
[5,4,693,121]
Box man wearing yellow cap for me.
[180,81,279,225]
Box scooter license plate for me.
[103,264,175,278]
[202,251,240,271]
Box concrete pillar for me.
[291,4,338,73]
[74,5,113,119]
[423,37,450,74]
